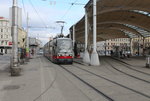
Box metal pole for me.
[73,25,75,47]
[130,38,132,56]
[11,0,20,76]
[105,40,107,56]
[90,0,100,65]
[138,37,140,56]
[83,9,90,64]
[93,0,96,53]
[143,37,145,56]
[61,25,64,35]
[85,10,88,50]
[69,30,72,39]
[26,13,30,60]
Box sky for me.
[0,0,89,45]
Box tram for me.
[44,37,73,64]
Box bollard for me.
[146,55,150,68]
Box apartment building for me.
[18,28,26,49]
[0,17,12,54]
[0,16,27,55]
[97,38,130,55]
[29,37,42,55]
[132,37,150,56]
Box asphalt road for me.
[0,54,11,71]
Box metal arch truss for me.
[69,0,150,43]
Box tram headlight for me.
[58,54,61,56]
[69,54,72,56]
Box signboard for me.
[9,42,12,45]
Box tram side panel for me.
[44,38,73,64]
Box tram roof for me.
[70,0,150,43]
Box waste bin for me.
[146,55,150,68]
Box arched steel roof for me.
[70,0,150,43]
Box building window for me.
[1,35,3,38]
[1,29,3,32]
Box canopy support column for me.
[83,9,90,64]
[90,0,100,66]
[73,25,75,47]
[143,37,145,56]
[130,38,133,56]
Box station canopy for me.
[70,0,150,43]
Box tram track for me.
[110,57,150,76]
[74,60,150,83]
[71,62,150,99]
[59,65,115,101]
[103,59,150,84]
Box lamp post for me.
[26,13,30,61]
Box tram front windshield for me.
[57,39,72,53]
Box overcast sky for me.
[0,0,88,45]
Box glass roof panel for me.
[131,10,150,15]
[124,24,150,37]
[121,30,138,38]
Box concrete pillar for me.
[83,9,90,64]
[90,0,100,66]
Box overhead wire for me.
[28,0,47,28]
[60,0,79,20]
[42,0,86,5]
[33,0,55,24]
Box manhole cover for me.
[3,85,20,90]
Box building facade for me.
[97,38,130,55]
[97,37,150,56]
[132,37,150,56]
[0,16,27,55]
[18,28,26,49]
[29,37,42,55]
[0,17,12,54]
